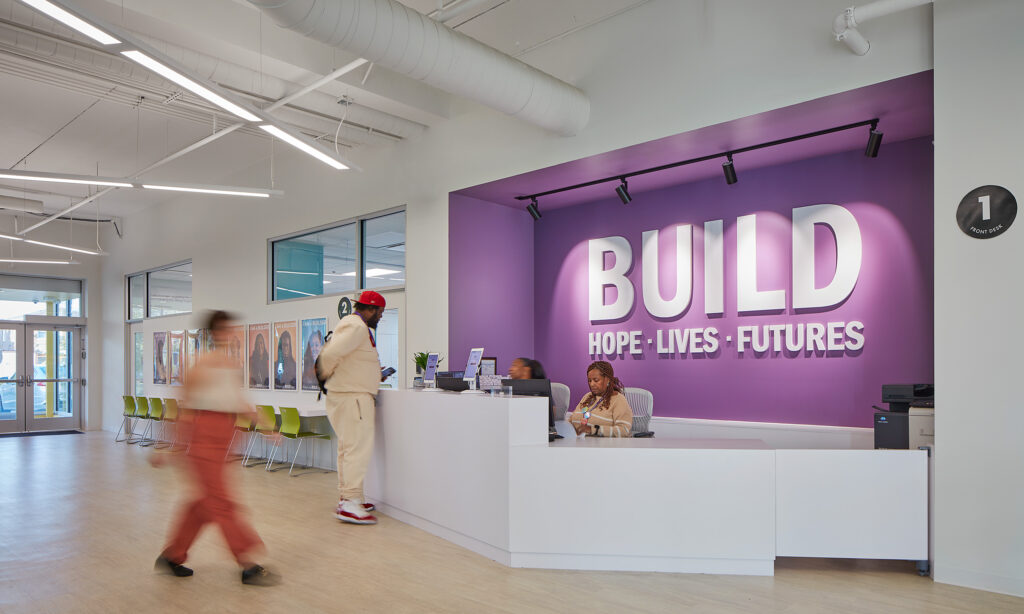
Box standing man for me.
[318,290,387,525]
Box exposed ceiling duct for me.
[247,0,591,137]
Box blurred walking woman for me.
[154,310,279,586]
[566,361,633,437]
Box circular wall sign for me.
[338,296,353,319]
[956,185,1016,239]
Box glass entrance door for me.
[0,323,82,433]
[25,325,81,432]
[0,325,22,434]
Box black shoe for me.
[155,556,194,577]
[241,565,281,586]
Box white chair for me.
[622,387,654,437]
[550,382,571,422]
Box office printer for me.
[874,384,934,449]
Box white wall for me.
[0,213,105,430]
[933,0,1024,598]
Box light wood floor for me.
[0,432,1020,614]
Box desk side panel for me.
[776,450,928,559]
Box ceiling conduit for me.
[247,0,591,136]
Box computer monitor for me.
[502,378,555,430]
[480,357,497,377]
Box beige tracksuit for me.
[567,392,634,437]
[318,314,381,501]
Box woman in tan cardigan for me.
[567,361,634,437]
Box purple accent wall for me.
[449,194,535,374]
[532,137,933,428]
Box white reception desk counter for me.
[364,390,927,576]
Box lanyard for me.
[367,329,376,348]
[583,396,602,421]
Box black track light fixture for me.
[515,118,881,206]
[615,178,632,204]
[722,154,738,185]
[526,197,542,220]
[865,122,883,158]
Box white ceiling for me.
[0,0,649,226]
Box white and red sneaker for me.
[336,500,376,513]
[335,499,377,525]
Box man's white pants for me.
[325,392,375,502]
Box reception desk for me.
[364,390,927,576]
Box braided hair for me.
[585,360,624,410]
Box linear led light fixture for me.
[0,171,130,188]
[121,50,259,123]
[0,231,100,255]
[515,118,882,207]
[0,169,280,197]
[0,258,73,264]
[19,0,119,45]
[17,0,352,171]
[259,125,348,170]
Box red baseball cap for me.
[356,290,386,308]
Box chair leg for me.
[288,439,304,476]
[267,439,291,472]
[139,421,159,447]
[114,416,128,442]
[225,429,241,461]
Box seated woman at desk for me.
[567,361,633,437]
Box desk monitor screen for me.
[464,348,484,382]
[502,378,555,429]
[480,357,497,377]
[423,353,440,383]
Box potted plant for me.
[413,352,444,374]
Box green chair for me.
[242,405,278,467]
[266,407,331,476]
[129,396,151,444]
[140,398,164,447]
[226,412,255,462]
[115,396,138,443]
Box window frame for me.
[267,205,406,304]
[124,259,193,322]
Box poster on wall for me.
[168,331,185,386]
[224,325,246,382]
[248,323,271,389]
[273,321,299,391]
[153,332,167,385]
[185,329,202,381]
[300,318,328,391]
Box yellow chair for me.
[129,396,151,444]
[159,398,181,449]
[242,405,278,467]
[115,396,138,443]
[140,398,164,447]
[266,407,331,476]
[226,412,254,462]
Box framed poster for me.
[168,331,185,386]
[300,318,328,391]
[273,321,298,391]
[153,332,168,385]
[224,325,246,383]
[185,329,202,381]
[203,328,216,354]
[248,323,270,389]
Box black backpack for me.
[314,331,333,400]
